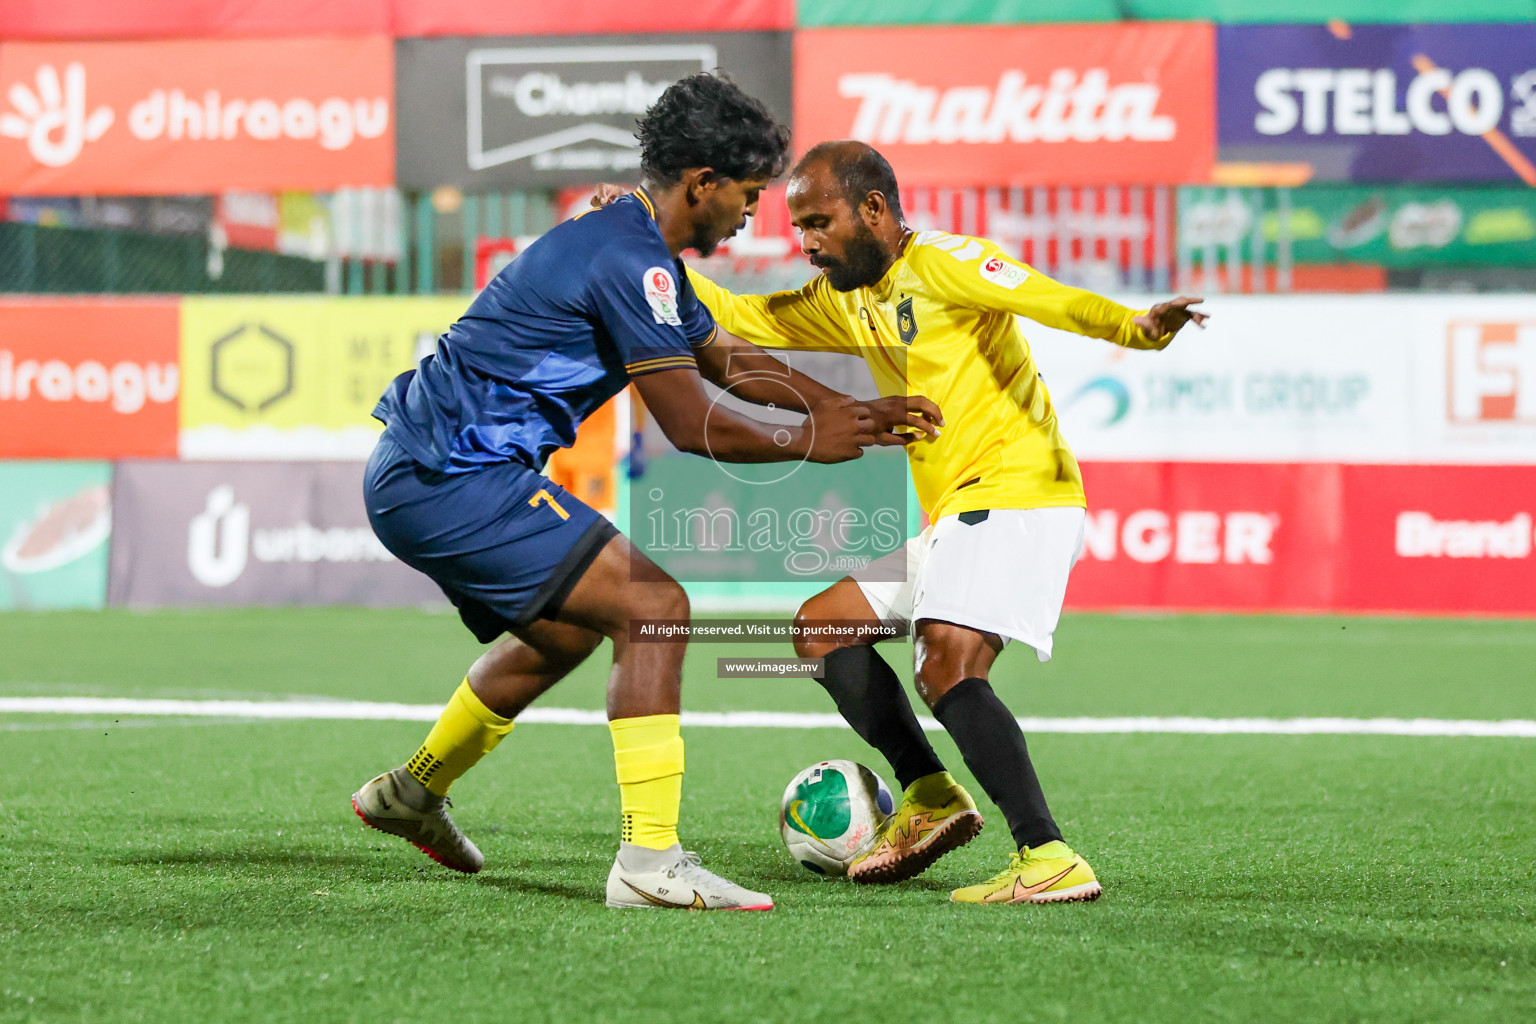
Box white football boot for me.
[351,767,484,874]
[606,844,774,910]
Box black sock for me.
[817,646,946,790]
[931,677,1062,850]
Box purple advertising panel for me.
[1218,24,1536,183]
[108,461,445,608]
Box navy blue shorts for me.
[364,433,617,642]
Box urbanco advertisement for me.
[108,461,445,608]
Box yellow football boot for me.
[950,840,1101,904]
[848,771,984,884]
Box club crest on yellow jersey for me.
[896,296,918,345]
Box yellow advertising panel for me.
[179,296,468,459]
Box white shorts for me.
[851,506,1086,663]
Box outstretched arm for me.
[905,233,1209,349]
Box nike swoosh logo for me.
[1009,864,1077,902]
[623,880,707,909]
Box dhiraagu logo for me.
[1064,375,1132,427]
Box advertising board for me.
[0,299,179,459]
[1217,24,1536,184]
[396,33,793,190]
[108,461,444,607]
[0,460,112,610]
[0,39,393,194]
[178,296,465,460]
[794,24,1215,187]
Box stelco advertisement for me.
[395,32,793,190]
[1218,23,1536,183]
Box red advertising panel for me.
[0,299,180,459]
[1066,462,1536,617]
[1067,462,1337,612]
[0,0,789,39]
[1338,465,1536,617]
[0,0,388,39]
[794,24,1215,187]
[0,39,393,195]
[392,0,795,36]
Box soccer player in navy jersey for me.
[350,74,938,910]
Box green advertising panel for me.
[1178,186,1536,267]
[629,446,914,587]
[0,461,112,610]
[799,1,1536,26]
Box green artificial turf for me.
[2,608,1534,1023]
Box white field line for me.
[1,697,1535,738]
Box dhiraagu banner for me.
[178,296,468,460]
[0,460,112,609]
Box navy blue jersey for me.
[375,188,717,473]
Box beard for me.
[810,220,890,292]
[689,214,745,258]
[689,221,722,258]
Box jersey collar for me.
[632,187,658,221]
[869,235,912,301]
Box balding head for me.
[785,141,907,291]
[793,141,905,224]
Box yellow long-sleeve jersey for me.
[688,230,1169,523]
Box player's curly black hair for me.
[636,72,791,187]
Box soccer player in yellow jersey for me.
[688,141,1207,904]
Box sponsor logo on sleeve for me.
[643,266,682,326]
[979,255,1029,289]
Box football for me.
[779,760,895,875]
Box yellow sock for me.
[404,679,514,796]
[610,714,684,850]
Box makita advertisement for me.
[793,24,1215,187]
[1218,23,1536,183]
[108,462,443,608]
[395,33,793,190]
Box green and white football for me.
[779,760,895,876]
